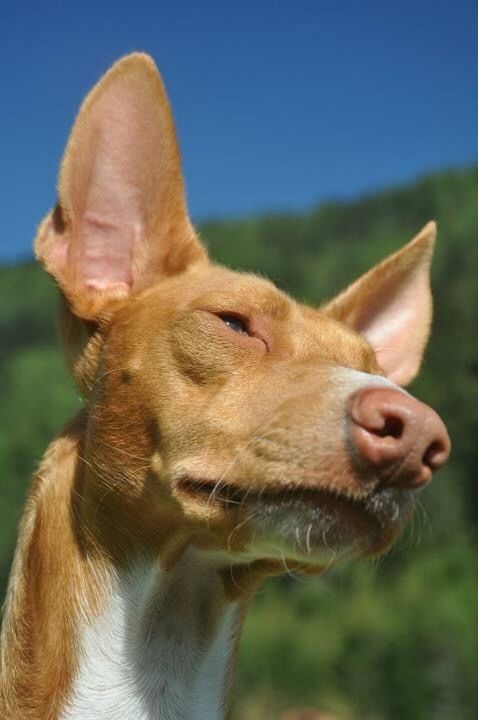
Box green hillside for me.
[1,166,477,719]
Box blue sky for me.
[1,0,477,261]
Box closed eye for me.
[217,314,250,336]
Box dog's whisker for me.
[305,523,313,555]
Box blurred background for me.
[1,2,477,718]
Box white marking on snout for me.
[331,367,409,398]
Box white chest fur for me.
[61,553,239,720]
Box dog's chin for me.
[176,476,415,564]
[244,487,415,566]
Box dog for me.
[0,53,450,719]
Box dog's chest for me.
[60,559,238,720]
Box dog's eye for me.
[218,314,250,336]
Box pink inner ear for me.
[67,94,153,292]
[76,211,136,291]
[321,223,436,388]
[359,270,432,386]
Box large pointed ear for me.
[35,53,207,320]
[321,222,436,386]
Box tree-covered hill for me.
[1,165,477,719]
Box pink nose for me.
[349,387,451,489]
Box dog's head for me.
[35,54,450,579]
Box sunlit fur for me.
[0,54,441,719]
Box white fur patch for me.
[61,552,238,720]
[331,366,407,396]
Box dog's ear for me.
[322,222,436,386]
[35,53,206,320]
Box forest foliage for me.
[1,166,477,719]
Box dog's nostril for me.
[422,439,448,471]
[376,415,404,439]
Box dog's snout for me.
[348,387,451,489]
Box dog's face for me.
[35,55,450,576]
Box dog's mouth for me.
[176,476,415,554]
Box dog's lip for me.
[175,476,412,529]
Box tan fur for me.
[0,54,447,719]
[1,414,110,719]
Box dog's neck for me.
[1,419,244,720]
[61,551,240,720]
